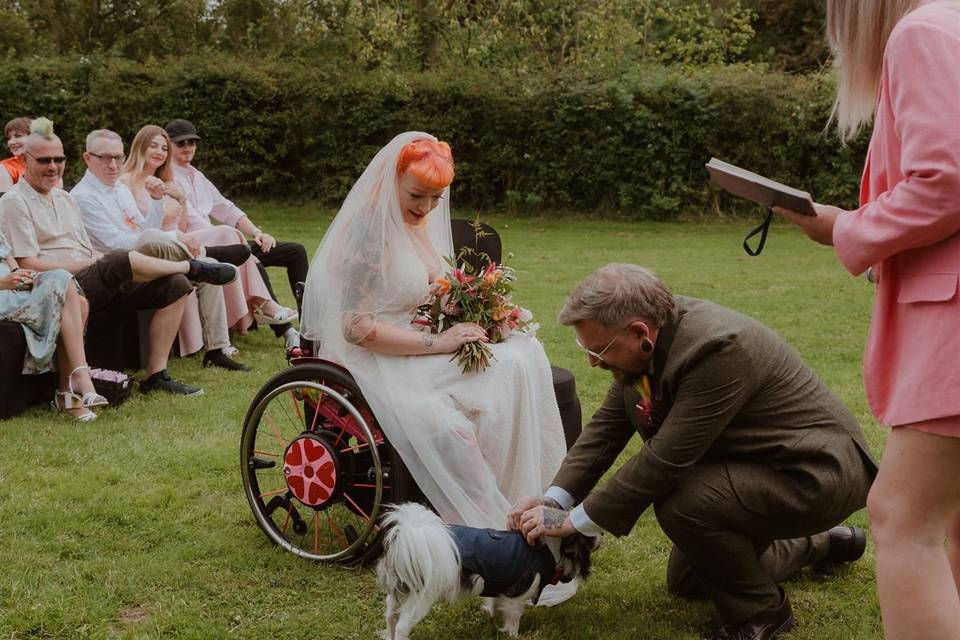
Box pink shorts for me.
[898,414,960,438]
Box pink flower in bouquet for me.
[441,295,461,316]
[414,256,534,374]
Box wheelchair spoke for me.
[327,511,349,549]
[290,390,304,423]
[264,414,288,447]
[341,492,370,520]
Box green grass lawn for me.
[0,204,884,639]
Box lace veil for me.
[300,132,516,527]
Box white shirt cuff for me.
[544,486,575,510]
[569,505,605,537]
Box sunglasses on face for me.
[26,152,66,165]
[174,140,197,148]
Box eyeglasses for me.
[89,152,125,165]
[575,325,628,365]
[26,152,66,165]
[174,140,197,148]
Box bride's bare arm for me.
[346,314,487,356]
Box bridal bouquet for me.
[413,259,537,374]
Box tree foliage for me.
[1,0,774,71]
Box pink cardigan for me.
[833,0,960,426]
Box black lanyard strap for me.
[742,207,774,256]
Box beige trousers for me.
[132,229,229,351]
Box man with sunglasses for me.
[165,119,307,355]
[508,264,878,640]
[0,126,236,396]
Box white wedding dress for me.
[300,132,567,531]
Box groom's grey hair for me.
[558,263,675,329]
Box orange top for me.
[1,156,25,184]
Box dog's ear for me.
[560,533,600,581]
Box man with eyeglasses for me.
[165,119,307,355]
[507,264,878,640]
[0,123,237,396]
[71,129,250,372]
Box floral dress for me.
[0,241,74,374]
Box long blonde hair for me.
[826,0,920,141]
[122,124,174,182]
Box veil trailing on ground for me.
[300,132,518,528]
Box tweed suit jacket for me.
[553,296,878,537]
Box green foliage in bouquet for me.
[413,257,536,375]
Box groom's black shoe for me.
[707,587,795,640]
[817,525,867,569]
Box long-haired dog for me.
[376,502,600,639]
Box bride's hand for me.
[436,323,489,353]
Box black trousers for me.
[249,240,308,338]
[653,455,873,625]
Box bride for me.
[301,132,567,530]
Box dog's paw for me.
[498,621,521,637]
[481,597,496,618]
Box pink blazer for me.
[833,0,960,426]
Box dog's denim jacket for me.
[447,526,556,601]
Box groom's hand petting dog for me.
[376,503,600,640]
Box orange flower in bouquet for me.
[413,258,537,374]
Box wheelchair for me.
[240,220,582,566]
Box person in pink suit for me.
[778,2,960,638]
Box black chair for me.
[450,218,582,449]
[0,320,56,420]
[84,308,152,372]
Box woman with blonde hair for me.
[121,125,296,339]
[778,1,960,637]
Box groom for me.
[508,263,877,640]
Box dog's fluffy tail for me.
[377,503,461,603]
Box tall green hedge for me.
[0,56,867,218]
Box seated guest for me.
[510,264,879,640]
[166,119,306,353]
[72,129,249,371]
[122,124,296,347]
[0,119,236,396]
[0,228,107,421]
[0,117,31,192]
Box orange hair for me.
[396,139,455,189]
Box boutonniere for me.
[634,374,665,436]
[635,374,653,419]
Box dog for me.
[376,502,600,639]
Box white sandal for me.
[51,395,98,422]
[253,303,299,326]
[63,365,109,409]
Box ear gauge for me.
[641,338,654,354]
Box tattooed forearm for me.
[543,507,567,530]
[541,496,561,510]
[421,333,435,347]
